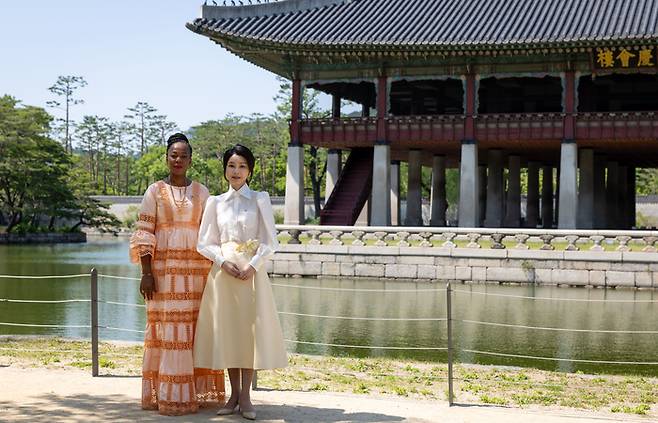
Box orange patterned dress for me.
[129,180,225,415]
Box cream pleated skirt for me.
[193,242,288,370]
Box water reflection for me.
[0,238,656,375]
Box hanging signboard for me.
[593,46,656,70]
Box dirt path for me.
[0,365,651,422]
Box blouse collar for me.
[227,183,253,200]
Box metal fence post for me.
[91,268,99,377]
[446,281,454,406]
[252,370,258,390]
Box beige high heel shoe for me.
[240,406,256,420]
[216,404,239,416]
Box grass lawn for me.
[0,337,655,417]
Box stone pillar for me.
[458,140,479,227]
[628,167,636,228]
[370,144,391,226]
[284,144,305,225]
[593,155,606,228]
[478,165,487,227]
[558,140,578,229]
[390,160,400,226]
[618,166,628,229]
[430,155,447,226]
[405,149,423,226]
[541,166,554,229]
[285,79,304,225]
[503,155,521,227]
[325,149,341,202]
[606,161,619,229]
[484,149,504,227]
[526,161,540,228]
[577,148,594,229]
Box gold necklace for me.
[167,178,188,208]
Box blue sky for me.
[0,1,287,130]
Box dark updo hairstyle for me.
[166,132,192,154]
[222,144,255,182]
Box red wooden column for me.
[291,78,302,145]
[376,75,388,142]
[563,70,575,139]
[464,74,476,140]
[332,94,341,120]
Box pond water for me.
[1,237,656,376]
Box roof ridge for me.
[200,0,346,20]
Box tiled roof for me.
[187,0,658,50]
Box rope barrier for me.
[0,298,90,304]
[0,322,89,329]
[456,319,658,334]
[98,274,140,281]
[279,311,446,321]
[99,300,145,308]
[460,348,658,365]
[0,274,89,280]
[98,326,145,334]
[272,283,446,293]
[452,289,658,303]
[286,339,448,351]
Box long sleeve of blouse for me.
[197,186,279,271]
[129,184,157,263]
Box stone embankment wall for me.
[268,245,657,288]
[0,233,86,244]
[267,225,658,288]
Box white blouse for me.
[197,184,278,271]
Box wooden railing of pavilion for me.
[298,112,658,144]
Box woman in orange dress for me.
[129,133,225,415]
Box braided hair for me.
[166,133,192,154]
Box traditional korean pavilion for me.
[187,0,658,229]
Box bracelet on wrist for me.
[142,273,152,276]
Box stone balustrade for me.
[270,225,658,288]
[276,225,658,252]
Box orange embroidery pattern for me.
[154,249,209,261]
[136,245,155,257]
[145,340,194,350]
[156,221,200,230]
[160,374,195,384]
[147,310,198,323]
[139,213,156,224]
[152,292,203,301]
[156,401,198,416]
[154,267,209,277]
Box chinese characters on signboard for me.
[594,46,656,70]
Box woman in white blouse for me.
[194,144,287,420]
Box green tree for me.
[0,96,119,233]
[132,145,168,189]
[76,115,112,191]
[124,101,158,156]
[47,75,87,154]
[67,163,121,232]
[150,114,178,146]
